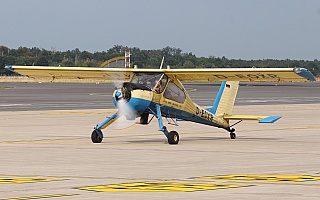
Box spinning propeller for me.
[113,86,138,130]
[110,74,139,130]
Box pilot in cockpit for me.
[154,80,162,93]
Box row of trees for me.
[1,45,319,77]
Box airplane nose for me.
[112,82,152,113]
[114,84,132,102]
[115,91,122,99]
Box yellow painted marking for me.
[79,174,320,193]
[241,126,320,133]
[79,181,250,192]
[44,111,110,115]
[89,93,107,96]
[0,138,84,144]
[3,193,78,200]
[199,174,320,182]
[0,177,62,184]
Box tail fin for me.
[207,81,239,116]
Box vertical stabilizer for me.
[207,81,239,116]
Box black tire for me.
[91,129,103,143]
[168,131,179,145]
[230,132,236,139]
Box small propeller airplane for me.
[5,62,316,145]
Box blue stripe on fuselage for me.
[148,102,224,129]
[113,97,151,112]
[112,96,225,129]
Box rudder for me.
[207,81,239,116]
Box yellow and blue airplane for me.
[5,65,316,144]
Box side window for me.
[164,81,186,103]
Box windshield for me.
[130,73,163,90]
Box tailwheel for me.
[168,131,179,145]
[91,129,103,143]
[230,132,236,139]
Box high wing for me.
[5,66,316,82]
[164,68,316,82]
[5,66,133,82]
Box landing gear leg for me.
[91,112,117,143]
[154,104,179,145]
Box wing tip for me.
[5,65,13,72]
[259,116,282,123]
[293,67,316,81]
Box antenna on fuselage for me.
[159,56,165,69]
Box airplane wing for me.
[5,66,316,82]
[5,66,133,82]
[163,68,316,82]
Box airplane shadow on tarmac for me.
[123,136,280,145]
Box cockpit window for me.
[131,73,165,90]
[164,81,186,103]
[154,74,168,94]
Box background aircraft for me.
[5,65,316,144]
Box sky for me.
[2,0,320,60]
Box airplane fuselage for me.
[112,74,230,131]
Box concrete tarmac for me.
[0,83,320,199]
[1,82,320,111]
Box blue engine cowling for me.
[112,82,153,115]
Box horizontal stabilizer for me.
[223,115,281,123]
[258,116,282,123]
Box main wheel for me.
[168,131,179,145]
[230,132,236,139]
[91,129,103,143]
